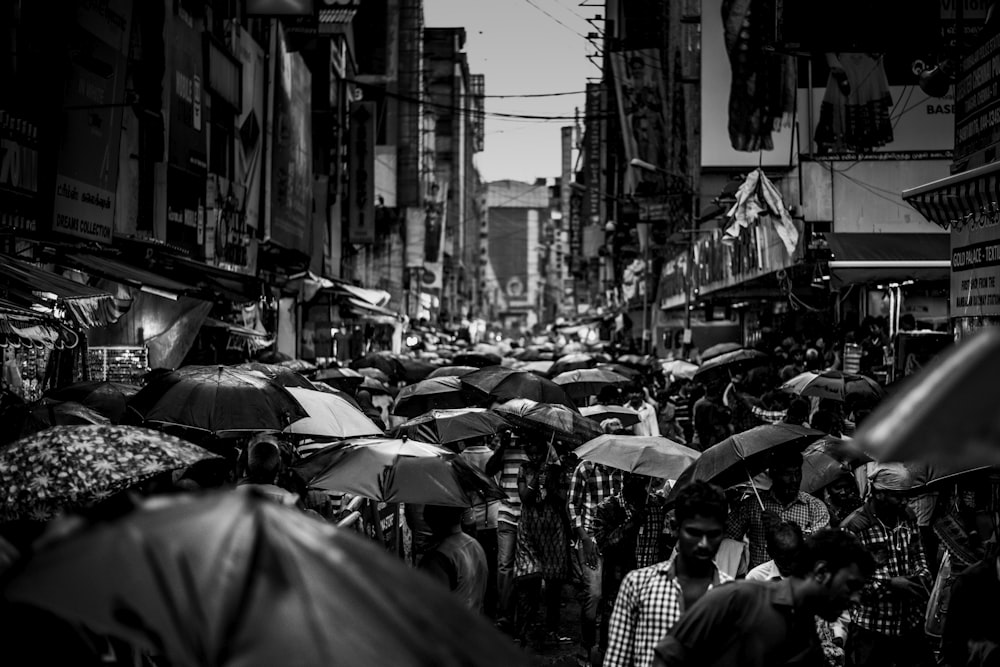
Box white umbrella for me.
[283,387,383,439]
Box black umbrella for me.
[427,365,479,379]
[461,367,577,411]
[453,352,503,368]
[43,381,139,423]
[351,353,404,381]
[693,348,769,383]
[494,398,602,446]
[234,362,318,389]
[392,408,510,447]
[391,377,486,418]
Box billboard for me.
[347,101,375,244]
[609,49,670,195]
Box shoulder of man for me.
[838,505,874,534]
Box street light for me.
[628,158,697,356]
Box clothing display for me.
[814,53,894,154]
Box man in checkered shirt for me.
[840,463,934,667]
[604,481,733,667]
[726,448,831,569]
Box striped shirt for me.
[497,446,528,525]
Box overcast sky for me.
[423,0,596,184]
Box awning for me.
[825,233,950,287]
[0,298,81,349]
[156,256,264,304]
[343,297,402,321]
[202,317,274,351]
[287,271,392,307]
[61,253,198,300]
[0,255,127,328]
[901,160,1000,229]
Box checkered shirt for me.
[497,446,528,526]
[592,493,670,569]
[726,490,831,568]
[568,460,625,536]
[604,558,733,667]
[841,504,930,637]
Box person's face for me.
[814,562,867,621]
[769,463,803,500]
[773,544,799,576]
[628,392,643,407]
[526,442,547,464]
[676,514,725,565]
[872,489,905,515]
[828,478,858,505]
[623,474,651,504]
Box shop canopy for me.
[155,256,265,304]
[0,255,126,329]
[825,233,950,287]
[286,271,392,308]
[61,254,199,300]
[202,317,274,351]
[901,159,1000,229]
[343,297,403,321]
[0,298,81,349]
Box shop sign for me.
[347,101,376,244]
[582,82,605,244]
[954,24,1000,161]
[167,10,206,175]
[609,49,670,195]
[950,206,1000,317]
[52,0,133,244]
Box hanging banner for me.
[582,82,605,256]
[404,207,425,268]
[609,49,670,196]
[270,26,313,253]
[51,0,133,244]
[347,101,376,244]
[422,182,448,291]
[235,24,266,234]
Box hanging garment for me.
[724,168,800,257]
[814,52,894,154]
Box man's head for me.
[627,390,644,409]
[867,463,913,516]
[525,438,548,464]
[601,417,625,434]
[785,397,811,425]
[765,520,804,577]
[767,449,804,504]
[246,434,282,484]
[622,473,653,504]
[673,481,728,566]
[423,504,464,537]
[790,528,875,621]
[827,471,860,507]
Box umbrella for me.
[666,423,824,503]
[127,365,309,436]
[427,365,479,379]
[512,347,544,361]
[1,491,526,666]
[305,382,363,408]
[392,408,510,447]
[781,370,883,404]
[314,367,365,384]
[800,436,872,494]
[293,437,506,506]
[391,376,486,418]
[358,376,394,396]
[494,398,603,445]
[453,352,503,368]
[283,387,383,439]
[693,348,769,382]
[615,354,657,368]
[854,328,1000,469]
[461,367,577,410]
[548,353,598,376]
[552,368,630,402]
[357,367,391,383]
[397,357,437,383]
[277,358,317,374]
[43,381,139,423]
[235,362,317,389]
[596,362,642,379]
[580,404,641,428]
[0,425,221,522]
[514,360,555,377]
[661,360,699,381]
[18,399,110,436]
[352,352,405,380]
[575,434,700,478]
[701,342,743,360]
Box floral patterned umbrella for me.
[0,425,222,522]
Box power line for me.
[483,90,589,98]
[521,0,589,40]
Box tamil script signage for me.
[950,210,1000,317]
[955,24,1000,162]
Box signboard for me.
[582,83,605,256]
[51,0,133,244]
[347,101,375,244]
[609,49,670,195]
[950,211,1000,316]
[234,25,266,235]
[954,25,1000,161]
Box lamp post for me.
[628,158,697,356]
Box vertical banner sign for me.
[610,49,670,195]
[236,25,265,236]
[583,83,605,229]
[423,182,449,291]
[270,28,313,253]
[954,22,1000,162]
[950,213,1000,318]
[52,0,133,244]
[348,101,376,244]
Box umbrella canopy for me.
[854,328,1000,469]
[283,387,383,439]
[575,434,700,478]
[693,348,769,383]
[800,436,872,494]
[781,370,883,404]
[235,362,317,389]
[1,491,526,667]
[293,437,505,506]
[661,360,698,381]
[552,368,630,402]
[357,366,391,383]
[43,381,139,423]
[512,347,544,361]
[580,404,641,428]
[514,360,555,377]
[128,365,309,435]
[701,342,743,360]
[358,376,394,396]
[17,399,110,439]
[351,352,404,380]
[666,423,824,502]
[461,367,577,410]
[596,362,642,380]
[0,425,220,522]
[615,354,657,368]
[494,398,602,445]
[391,376,486,418]
[392,408,510,447]
[397,357,438,383]
[453,352,503,368]
[548,353,598,376]
[427,365,479,379]
[314,367,365,385]
[277,358,317,374]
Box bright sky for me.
[423,0,596,184]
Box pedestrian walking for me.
[485,429,529,632]
[418,504,489,613]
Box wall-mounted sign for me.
[954,22,1000,162]
[950,209,1000,317]
[347,101,376,244]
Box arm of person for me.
[604,571,641,667]
[652,585,740,667]
[518,464,538,505]
[725,496,750,541]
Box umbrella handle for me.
[746,467,766,511]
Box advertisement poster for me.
[489,207,530,305]
[422,182,448,291]
[609,49,670,195]
[347,101,376,244]
[51,0,133,244]
[950,216,1000,318]
[582,82,605,256]
[236,25,266,234]
[166,9,206,176]
[271,27,313,253]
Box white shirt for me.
[630,401,661,437]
